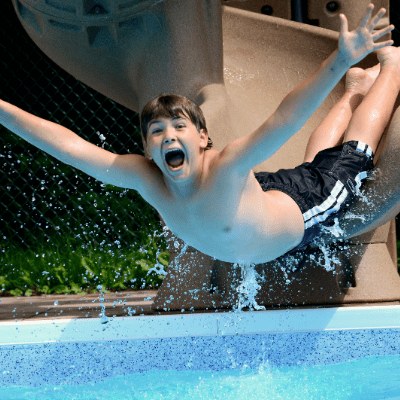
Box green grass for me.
[1,131,171,297]
[0,234,169,297]
[1,233,399,298]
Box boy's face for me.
[145,114,208,182]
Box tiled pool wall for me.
[1,306,400,387]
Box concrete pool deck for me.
[1,290,400,322]
[0,290,158,321]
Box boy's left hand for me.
[338,4,394,67]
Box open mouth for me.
[165,149,185,169]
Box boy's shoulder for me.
[203,148,228,174]
[204,139,252,177]
[201,146,254,189]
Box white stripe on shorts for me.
[303,181,349,229]
[302,141,371,231]
[354,170,368,193]
[356,141,373,158]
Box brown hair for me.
[140,93,213,150]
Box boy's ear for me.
[143,142,153,160]
[199,128,209,149]
[141,132,153,159]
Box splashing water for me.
[356,189,375,208]
[316,243,341,272]
[146,249,168,277]
[321,218,344,238]
[234,264,265,312]
[343,211,366,223]
[97,285,109,324]
[354,168,381,209]
[96,131,106,149]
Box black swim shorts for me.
[255,140,374,270]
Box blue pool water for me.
[2,355,400,399]
[1,306,400,399]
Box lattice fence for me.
[0,1,162,253]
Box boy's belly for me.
[171,190,305,264]
[186,231,301,264]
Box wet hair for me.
[140,93,213,150]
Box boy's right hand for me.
[338,4,394,68]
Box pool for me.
[1,305,400,399]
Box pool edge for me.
[1,305,400,345]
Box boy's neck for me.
[163,172,202,199]
[163,157,206,200]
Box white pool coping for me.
[1,305,400,346]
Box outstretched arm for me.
[0,100,153,191]
[223,4,394,174]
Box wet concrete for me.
[0,290,158,322]
[1,291,399,323]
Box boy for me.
[0,5,397,267]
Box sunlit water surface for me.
[2,355,400,400]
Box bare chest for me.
[157,177,277,259]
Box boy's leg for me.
[303,64,380,163]
[343,47,400,155]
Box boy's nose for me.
[163,137,176,144]
[163,132,176,144]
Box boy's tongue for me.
[166,150,184,167]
